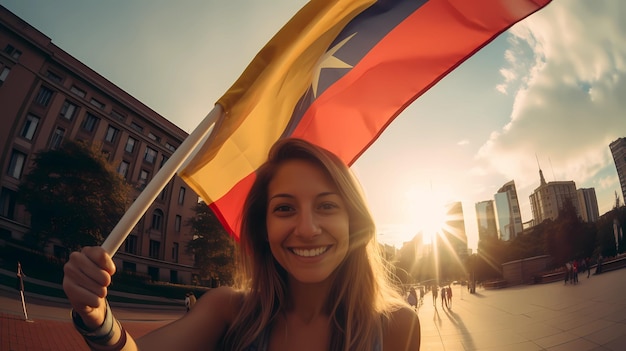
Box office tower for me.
[494,180,523,241]
[475,200,498,240]
[529,169,580,224]
[610,137,626,204]
[577,188,599,222]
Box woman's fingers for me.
[62,246,117,328]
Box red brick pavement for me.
[1,313,168,351]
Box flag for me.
[179,0,552,239]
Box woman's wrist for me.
[71,301,129,350]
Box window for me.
[7,150,26,179]
[0,187,17,219]
[175,215,181,232]
[117,161,130,179]
[81,113,99,132]
[20,114,39,140]
[3,44,21,59]
[138,169,149,188]
[46,71,63,83]
[125,136,137,153]
[70,85,86,97]
[165,142,176,152]
[158,186,168,201]
[130,122,144,133]
[148,132,161,142]
[172,243,179,263]
[149,240,160,259]
[34,86,53,106]
[144,146,157,164]
[151,209,163,231]
[160,155,169,169]
[50,127,65,149]
[110,110,126,122]
[124,235,138,255]
[90,98,105,109]
[0,66,10,84]
[104,126,119,143]
[122,261,136,272]
[178,187,186,205]
[60,100,78,120]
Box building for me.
[494,180,523,241]
[577,188,599,223]
[0,6,199,284]
[610,137,626,204]
[441,201,468,259]
[529,169,580,224]
[475,200,498,241]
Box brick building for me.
[0,5,199,284]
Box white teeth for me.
[291,246,329,257]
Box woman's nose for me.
[295,210,322,239]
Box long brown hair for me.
[221,138,405,350]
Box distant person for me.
[441,286,447,308]
[188,292,196,309]
[446,286,453,308]
[595,255,603,274]
[407,287,417,311]
[419,287,425,306]
[432,285,438,307]
[585,257,591,278]
[184,293,191,312]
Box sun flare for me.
[404,186,453,244]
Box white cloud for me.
[476,0,626,215]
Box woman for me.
[63,138,421,350]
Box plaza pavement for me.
[1,268,626,350]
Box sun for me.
[404,186,452,244]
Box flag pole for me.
[101,105,223,256]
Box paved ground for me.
[1,268,626,350]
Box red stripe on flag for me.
[292,0,551,165]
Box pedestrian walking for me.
[441,286,447,308]
[432,285,438,307]
[446,286,453,308]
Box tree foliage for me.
[186,202,236,286]
[17,140,130,251]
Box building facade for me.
[494,180,523,241]
[577,188,599,223]
[529,169,580,224]
[475,200,498,241]
[0,6,199,284]
[610,137,626,204]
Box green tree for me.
[17,140,129,252]
[186,202,236,286]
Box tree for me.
[186,202,236,286]
[17,140,130,252]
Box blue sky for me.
[2,0,625,249]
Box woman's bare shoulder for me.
[196,286,245,320]
[383,306,421,351]
[136,286,245,350]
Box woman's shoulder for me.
[196,286,245,319]
[383,306,421,350]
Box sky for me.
[2,0,625,250]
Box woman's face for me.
[266,159,349,284]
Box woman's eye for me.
[273,205,293,213]
[319,202,338,210]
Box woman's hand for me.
[63,246,116,329]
